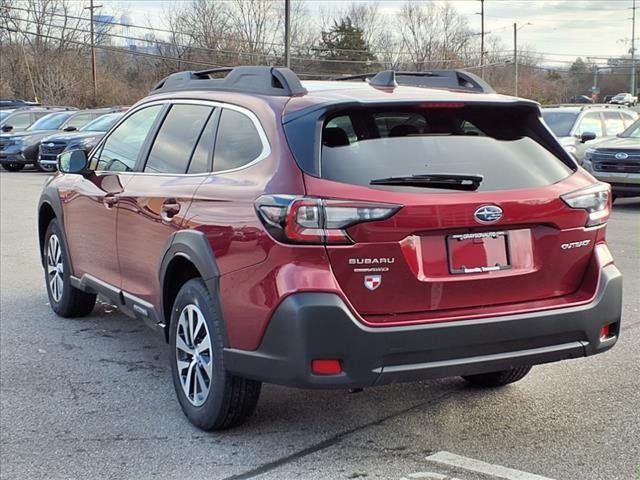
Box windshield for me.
[620,119,640,138]
[80,113,123,132]
[613,94,626,99]
[285,105,573,193]
[27,112,72,131]
[541,111,578,136]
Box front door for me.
[63,104,164,288]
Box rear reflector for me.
[311,359,342,375]
[600,324,612,340]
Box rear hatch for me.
[283,101,608,323]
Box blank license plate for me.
[447,231,511,274]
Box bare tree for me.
[228,0,281,63]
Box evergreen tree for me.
[318,17,377,74]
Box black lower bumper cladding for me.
[224,265,622,389]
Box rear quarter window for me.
[213,109,264,172]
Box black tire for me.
[43,219,96,317]
[1,163,24,172]
[462,366,532,387]
[169,278,261,431]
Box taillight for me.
[255,195,401,244]
[561,183,610,227]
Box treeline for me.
[0,0,635,107]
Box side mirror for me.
[2,125,13,132]
[58,149,89,174]
[580,131,597,143]
[63,126,77,132]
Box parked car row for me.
[0,106,127,172]
[566,92,638,106]
[541,103,640,199]
[608,92,637,107]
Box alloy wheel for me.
[46,234,64,302]
[175,304,214,407]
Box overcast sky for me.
[109,0,637,66]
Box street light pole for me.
[480,0,485,79]
[513,23,518,96]
[631,0,636,95]
[513,22,532,97]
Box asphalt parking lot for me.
[1,170,639,480]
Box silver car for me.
[541,104,637,163]
[582,119,640,199]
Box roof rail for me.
[335,69,495,93]
[9,105,75,111]
[151,66,307,97]
[542,103,631,110]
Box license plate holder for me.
[447,231,512,274]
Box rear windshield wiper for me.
[370,173,483,191]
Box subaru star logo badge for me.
[614,152,629,160]
[47,143,55,148]
[474,205,503,223]
[364,275,381,291]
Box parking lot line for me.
[426,452,556,480]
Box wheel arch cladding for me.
[37,189,64,267]
[159,230,225,344]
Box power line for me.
[1,15,480,66]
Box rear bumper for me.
[224,264,622,389]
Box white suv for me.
[542,104,637,162]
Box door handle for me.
[103,194,118,208]
[161,200,181,220]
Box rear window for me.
[304,105,573,192]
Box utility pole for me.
[84,0,102,100]
[284,0,291,69]
[480,0,485,79]
[631,0,637,95]
[513,22,518,96]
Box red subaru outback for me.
[38,67,622,430]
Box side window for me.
[95,105,162,172]
[603,112,626,136]
[188,110,218,174]
[325,115,357,144]
[213,109,264,172]
[7,113,32,129]
[65,113,94,129]
[576,112,603,136]
[144,104,213,174]
[373,112,427,137]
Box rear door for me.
[302,104,598,323]
[116,102,215,307]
